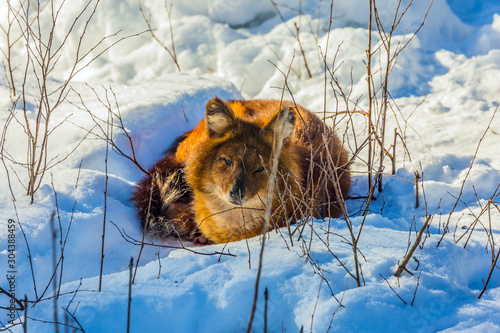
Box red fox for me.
[132,98,351,244]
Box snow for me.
[1,0,499,332]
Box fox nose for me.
[229,183,246,202]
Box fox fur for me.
[132,98,351,244]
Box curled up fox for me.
[132,98,351,244]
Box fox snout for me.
[228,181,246,205]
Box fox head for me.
[186,97,301,209]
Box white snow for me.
[1,0,499,332]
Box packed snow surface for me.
[0,0,499,332]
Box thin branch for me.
[438,106,498,246]
[109,221,235,257]
[395,215,432,277]
[380,274,407,305]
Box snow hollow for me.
[0,0,499,332]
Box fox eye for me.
[222,158,233,167]
[255,166,265,173]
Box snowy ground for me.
[1,0,500,332]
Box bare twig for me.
[23,295,27,333]
[414,170,421,208]
[264,288,268,333]
[380,274,407,305]
[50,212,59,333]
[366,0,375,196]
[392,128,397,175]
[395,215,432,277]
[98,103,112,292]
[247,60,294,333]
[478,227,500,299]
[0,287,24,311]
[72,86,150,176]
[127,257,133,333]
[62,307,85,332]
[438,106,498,246]
[12,203,38,299]
[109,221,235,257]
[411,271,422,305]
[1,100,19,201]
[310,278,323,332]
[293,22,312,79]
[156,248,162,279]
[138,0,181,71]
[23,315,83,332]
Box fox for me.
[132,98,351,244]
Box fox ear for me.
[205,97,236,137]
[265,105,296,141]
